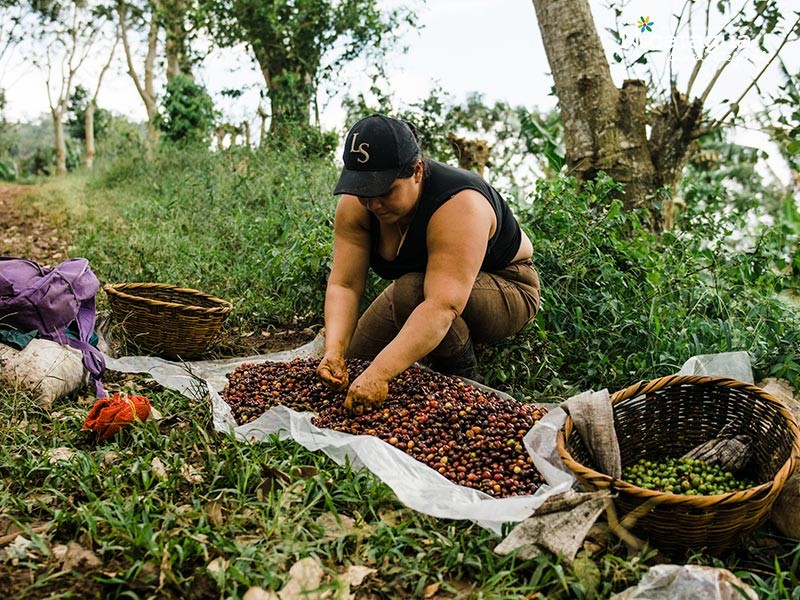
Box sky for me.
[1,0,798,179]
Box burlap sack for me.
[0,339,86,406]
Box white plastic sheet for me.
[677,351,754,384]
[104,341,755,533]
[104,335,569,534]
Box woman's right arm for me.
[317,196,370,389]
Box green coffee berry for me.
[621,456,754,495]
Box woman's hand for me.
[316,354,349,391]
[344,370,389,415]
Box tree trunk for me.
[242,119,251,148]
[143,1,160,148]
[257,105,268,146]
[85,32,118,169]
[447,134,491,176]
[531,0,704,226]
[163,0,190,80]
[52,109,67,175]
[119,0,160,149]
[85,101,96,168]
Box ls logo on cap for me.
[349,133,370,163]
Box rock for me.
[611,564,757,599]
[757,377,799,418]
[771,471,800,540]
[758,378,800,540]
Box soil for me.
[0,184,74,266]
[0,182,317,357]
[211,326,318,358]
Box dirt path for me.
[0,183,73,265]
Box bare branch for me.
[684,59,703,101]
[0,4,25,68]
[698,45,740,103]
[712,14,800,128]
[670,0,693,113]
[92,31,120,105]
[686,0,755,100]
[45,45,55,111]
[63,10,103,107]
[118,1,148,103]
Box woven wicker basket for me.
[105,282,232,359]
[556,375,800,554]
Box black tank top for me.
[369,160,522,280]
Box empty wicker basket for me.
[105,282,233,359]
[556,375,800,554]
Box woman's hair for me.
[397,153,427,179]
[396,119,430,179]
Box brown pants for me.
[347,260,540,364]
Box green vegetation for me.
[157,76,218,146]
[3,138,799,597]
[78,143,346,324]
[487,173,800,399]
[2,0,799,595]
[28,141,796,401]
[197,0,416,133]
[0,383,662,599]
[67,85,113,143]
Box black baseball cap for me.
[333,114,420,197]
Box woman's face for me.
[356,161,423,224]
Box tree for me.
[116,0,198,148]
[67,81,114,167]
[157,73,216,144]
[83,30,118,168]
[0,2,28,179]
[162,0,193,80]
[29,1,111,174]
[530,0,800,227]
[118,0,161,147]
[200,0,415,135]
[343,88,564,194]
[58,20,119,169]
[162,0,199,82]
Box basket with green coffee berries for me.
[557,375,800,554]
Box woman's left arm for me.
[344,190,495,413]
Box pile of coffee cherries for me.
[222,358,548,497]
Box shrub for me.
[481,174,800,399]
[157,75,217,146]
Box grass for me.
[2,148,800,597]
[1,379,662,599]
[19,144,343,329]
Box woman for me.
[316,114,540,414]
